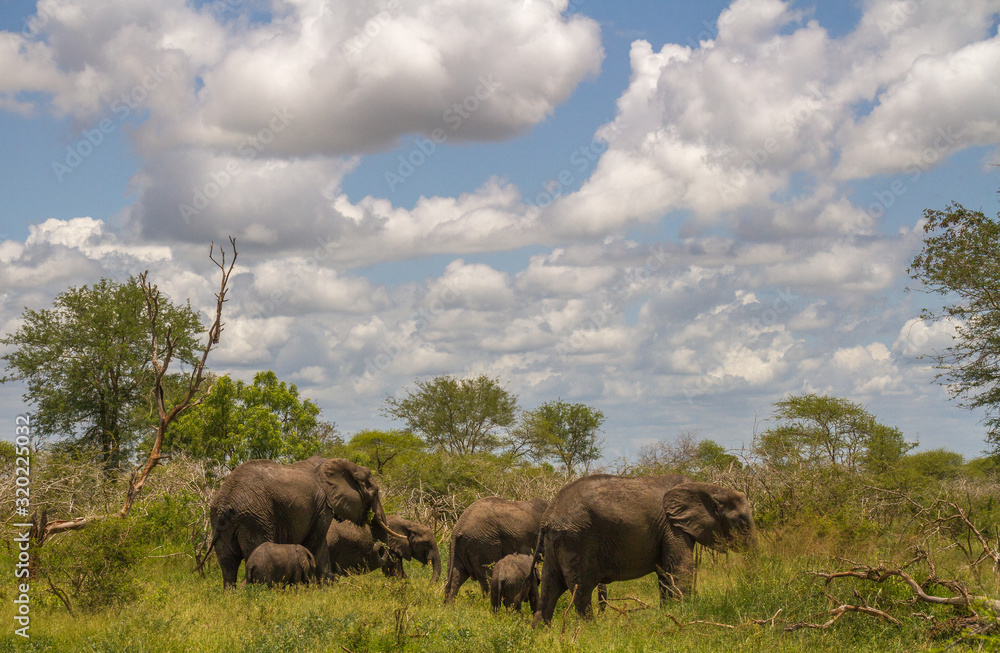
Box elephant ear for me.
[316,459,366,524]
[663,482,722,549]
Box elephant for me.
[208,456,395,587]
[444,496,548,603]
[532,475,756,625]
[489,553,539,613]
[326,519,393,576]
[245,542,317,587]
[382,515,442,582]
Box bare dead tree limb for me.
[121,237,238,518]
[784,604,901,631]
[38,239,238,543]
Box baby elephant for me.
[245,543,318,587]
[489,554,539,613]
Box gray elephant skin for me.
[383,515,442,581]
[444,496,548,603]
[209,456,393,587]
[245,542,317,587]
[326,520,392,576]
[532,475,756,625]
[489,553,538,613]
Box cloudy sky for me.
[1,0,999,460]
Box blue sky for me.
[1,0,999,460]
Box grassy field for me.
[0,534,969,653]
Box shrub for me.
[39,515,149,611]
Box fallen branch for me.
[808,565,1000,615]
[785,604,901,631]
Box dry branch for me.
[36,239,237,544]
[784,604,901,631]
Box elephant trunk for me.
[429,549,441,583]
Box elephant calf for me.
[327,519,393,576]
[383,515,442,581]
[245,543,317,587]
[489,554,538,613]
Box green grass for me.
[0,538,971,653]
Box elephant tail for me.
[197,506,236,575]
[531,525,546,569]
[489,576,502,611]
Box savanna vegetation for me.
[2,198,1000,651]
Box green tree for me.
[347,429,425,474]
[909,199,1000,452]
[381,375,518,455]
[0,277,202,467]
[754,393,914,472]
[162,370,325,469]
[523,399,606,475]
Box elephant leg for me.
[597,583,608,613]
[658,540,694,603]
[444,563,469,603]
[571,581,597,618]
[533,552,567,626]
[476,569,490,596]
[216,539,242,588]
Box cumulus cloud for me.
[6,0,601,155]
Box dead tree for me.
[36,238,237,544]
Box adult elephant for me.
[209,456,394,587]
[444,497,548,603]
[383,515,442,582]
[532,475,756,625]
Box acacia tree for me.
[0,277,202,468]
[908,198,1000,452]
[754,393,913,472]
[522,399,606,475]
[381,374,518,455]
[346,429,425,474]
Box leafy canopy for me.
[908,200,1000,451]
[0,277,202,467]
[754,393,914,472]
[521,399,606,475]
[162,370,324,469]
[381,374,518,455]
[346,429,425,474]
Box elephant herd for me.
[209,456,757,627]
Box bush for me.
[39,515,149,611]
